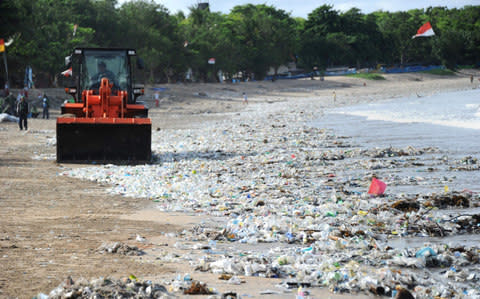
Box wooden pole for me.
[2,51,8,88]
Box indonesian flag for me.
[61,67,72,77]
[412,22,435,39]
[208,58,215,65]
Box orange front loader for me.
[56,48,151,163]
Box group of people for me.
[8,61,115,131]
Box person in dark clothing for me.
[91,61,116,84]
[42,93,49,119]
[17,96,28,130]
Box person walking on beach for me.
[17,95,28,130]
[3,82,9,97]
[42,93,49,119]
[242,92,248,105]
[154,92,160,107]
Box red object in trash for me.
[368,177,387,195]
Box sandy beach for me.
[1,71,479,298]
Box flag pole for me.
[3,51,10,87]
[1,48,8,89]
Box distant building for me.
[267,62,300,76]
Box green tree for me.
[6,0,95,86]
[0,0,21,38]
[433,30,470,69]
[299,5,336,69]
[228,4,297,80]
[181,7,228,82]
[341,8,383,67]
[300,5,383,69]
[429,6,480,67]
[119,0,183,83]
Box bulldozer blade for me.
[57,122,151,164]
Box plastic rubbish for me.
[184,281,214,295]
[227,276,243,285]
[296,286,306,299]
[42,277,169,298]
[58,97,480,298]
[395,288,415,299]
[96,242,144,256]
[415,247,437,258]
[259,290,280,295]
[222,292,238,299]
[368,177,387,195]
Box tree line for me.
[0,0,479,87]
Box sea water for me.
[324,89,480,152]
[315,89,480,193]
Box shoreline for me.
[146,71,479,131]
[1,72,479,298]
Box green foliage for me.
[181,8,227,81]
[118,0,183,83]
[227,4,297,79]
[299,5,384,70]
[0,0,21,38]
[0,1,478,87]
[346,73,386,80]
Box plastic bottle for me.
[415,247,436,258]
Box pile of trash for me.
[0,112,18,123]
[450,156,480,171]
[35,276,170,299]
[359,146,438,158]
[96,242,145,256]
[37,275,248,298]
[59,99,480,297]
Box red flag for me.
[61,67,72,77]
[0,39,5,52]
[412,22,435,39]
[368,177,387,195]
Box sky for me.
[119,0,478,18]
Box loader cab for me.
[68,48,143,104]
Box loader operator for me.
[91,61,116,86]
